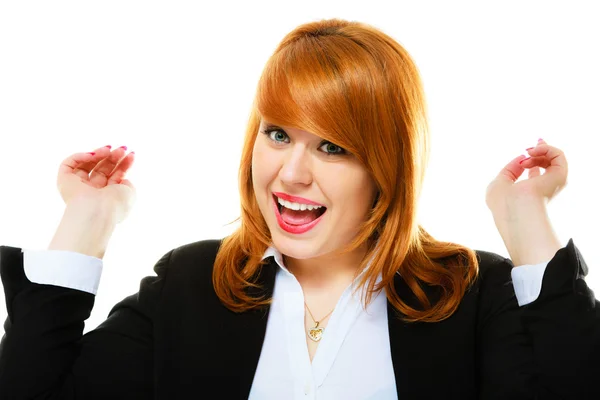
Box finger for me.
[519,155,551,169]
[526,142,568,182]
[495,155,525,188]
[89,147,129,186]
[58,146,112,181]
[526,142,567,168]
[107,152,136,185]
[495,154,528,183]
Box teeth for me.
[277,196,323,211]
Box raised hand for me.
[485,138,568,214]
[56,145,136,224]
[485,139,566,266]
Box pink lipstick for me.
[272,194,326,234]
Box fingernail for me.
[519,157,530,164]
[538,138,544,142]
[525,147,534,151]
[105,145,112,149]
[119,145,128,150]
[130,151,135,155]
[88,152,96,155]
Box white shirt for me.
[22,245,549,400]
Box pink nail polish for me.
[119,145,128,150]
[519,157,530,163]
[525,147,534,151]
[105,145,112,149]
[538,138,544,142]
[88,152,96,155]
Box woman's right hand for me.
[56,145,136,224]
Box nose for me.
[278,145,313,186]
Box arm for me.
[491,196,561,267]
[493,194,600,397]
[0,202,172,399]
[19,198,112,295]
[519,239,600,399]
[47,197,119,259]
[476,241,600,400]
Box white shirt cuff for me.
[23,249,103,295]
[511,261,549,306]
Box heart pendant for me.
[308,327,324,342]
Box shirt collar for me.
[260,242,381,288]
[261,245,290,274]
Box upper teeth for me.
[277,196,324,211]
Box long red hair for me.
[212,18,479,323]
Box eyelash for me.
[260,127,347,156]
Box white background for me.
[0,1,598,334]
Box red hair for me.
[212,18,479,323]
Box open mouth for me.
[273,194,327,219]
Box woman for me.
[0,18,598,399]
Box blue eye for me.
[321,142,345,155]
[261,127,347,156]
[265,128,288,143]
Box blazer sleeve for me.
[0,244,174,400]
[477,238,600,400]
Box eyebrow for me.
[262,122,285,130]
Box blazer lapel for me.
[387,273,413,398]
[387,272,443,398]
[235,256,278,398]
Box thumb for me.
[485,154,526,211]
[496,154,528,184]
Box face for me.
[251,119,378,263]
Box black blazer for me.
[0,238,598,400]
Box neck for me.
[283,241,371,295]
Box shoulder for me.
[438,247,513,287]
[474,248,513,273]
[144,238,224,284]
[142,239,226,306]
[467,248,516,308]
[171,238,223,263]
[472,248,515,286]
[162,238,224,276]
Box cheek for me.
[251,146,276,191]
[333,173,375,210]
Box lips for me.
[272,194,327,234]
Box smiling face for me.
[251,119,378,263]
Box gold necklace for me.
[304,302,335,342]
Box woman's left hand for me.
[485,138,569,216]
[485,138,567,266]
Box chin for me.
[271,235,325,260]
